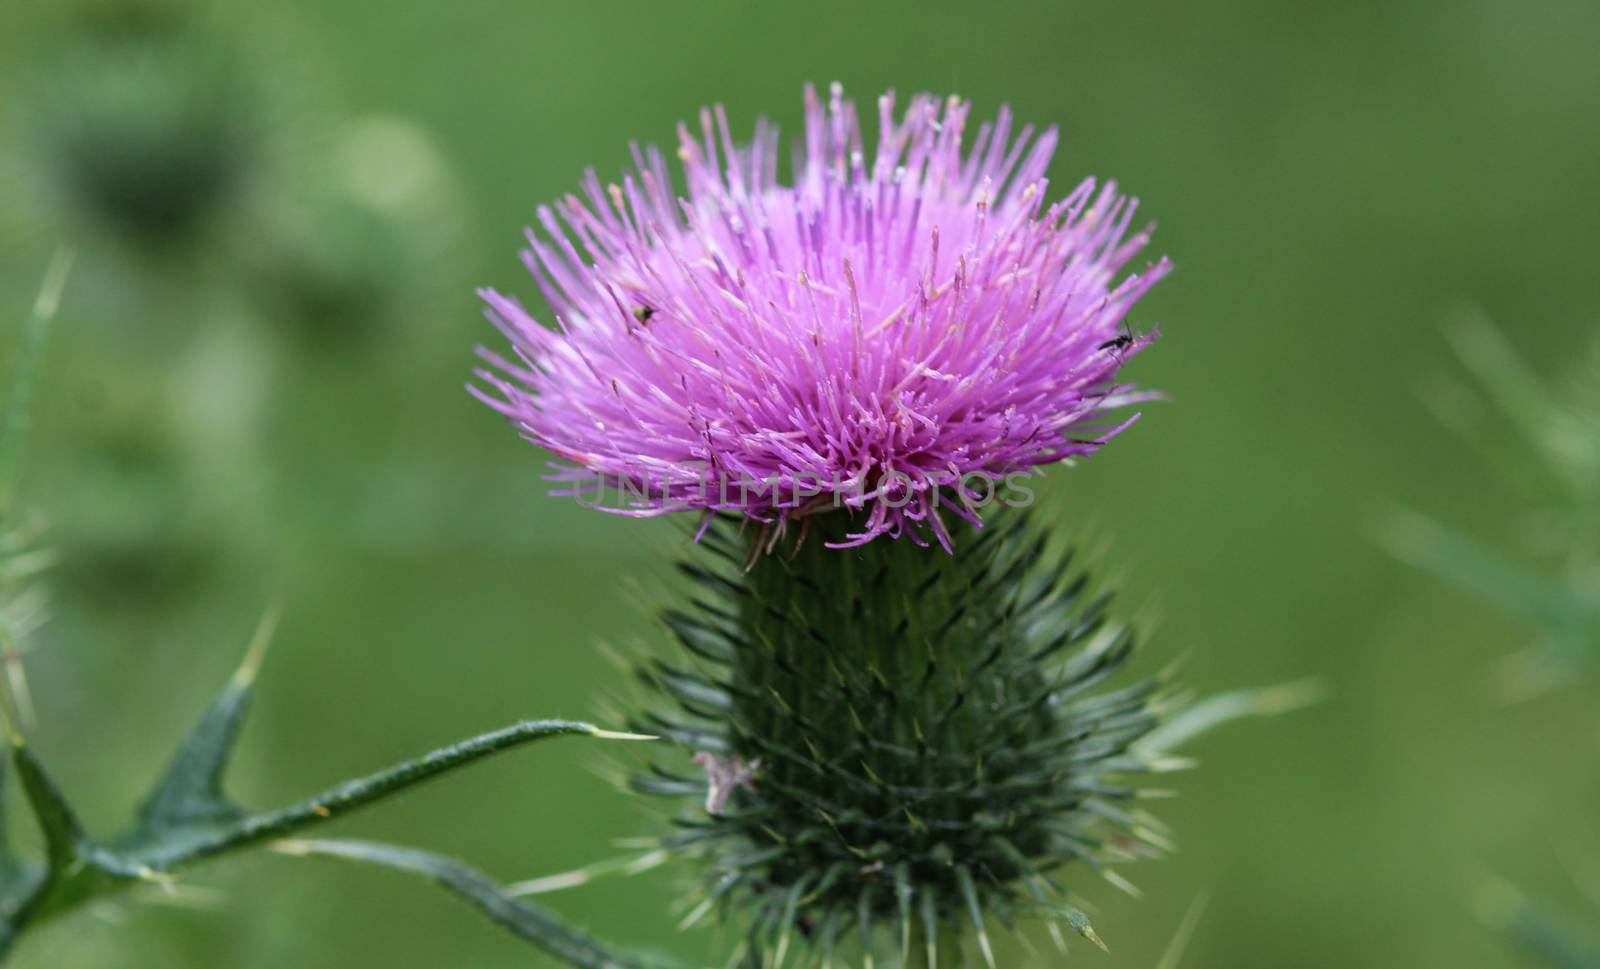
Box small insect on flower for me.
[1097,320,1138,355]
[474,84,1170,548]
[691,752,760,815]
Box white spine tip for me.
[33,248,76,320]
[234,603,282,687]
[587,727,658,741]
[1085,927,1110,953]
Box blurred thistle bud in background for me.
[239,114,466,353]
[3,0,469,620]
[6,0,465,351]
[11,0,263,250]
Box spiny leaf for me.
[918,888,938,969]
[1035,902,1108,953]
[894,862,913,965]
[954,865,994,969]
[0,723,175,932]
[0,758,29,899]
[275,839,689,969]
[817,909,843,968]
[504,849,669,897]
[135,608,279,836]
[1134,679,1324,757]
[141,719,652,867]
[855,883,875,969]
[9,739,87,873]
[772,872,809,969]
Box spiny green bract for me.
[632,513,1177,965]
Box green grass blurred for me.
[1,0,1597,966]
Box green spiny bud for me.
[634,512,1174,965]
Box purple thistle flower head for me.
[474,84,1168,548]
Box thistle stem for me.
[137,719,608,868]
[1,716,647,948]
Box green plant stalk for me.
[134,718,627,869]
[7,720,605,921]
[0,640,658,965]
[278,839,687,969]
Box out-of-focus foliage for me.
[1387,317,1600,967]
[1386,314,1600,696]
[13,1,259,246]
[1476,874,1600,969]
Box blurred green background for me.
[1,0,1597,966]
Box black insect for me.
[632,305,656,324]
[1096,321,1136,354]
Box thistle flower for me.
[469,85,1287,969]
[475,84,1168,547]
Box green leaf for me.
[275,838,691,969]
[1381,509,1595,635]
[894,862,914,964]
[1033,902,1108,953]
[953,865,995,969]
[1134,679,1324,757]
[9,740,88,873]
[134,610,278,837]
[0,629,656,953]
[5,736,168,929]
[0,704,653,954]
[0,757,18,884]
[139,719,650,868]
[918,886,939,969]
